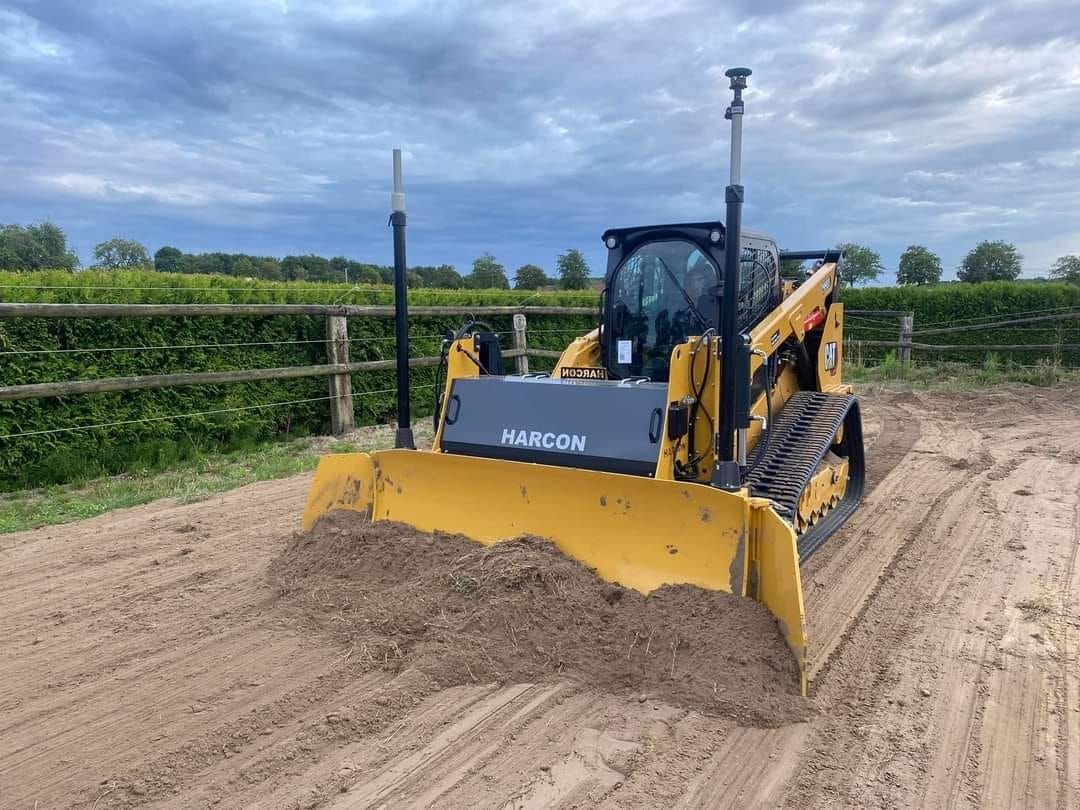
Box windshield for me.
[606,240,719,381]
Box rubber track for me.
[745,390,865,563]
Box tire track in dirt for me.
[784,453,990,805]
[964,453,1079,810]
[802,396,974,683]
[1056,499,1080,810]
[779,391,1080,809]
[3,387,1080,809]
[0,475,346,808]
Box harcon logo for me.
[500,429,587,452]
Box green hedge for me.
[840,281,1080,366]
[5,270,1074,489]
[0,270,598,489]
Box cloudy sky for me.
[2,0,1078,282]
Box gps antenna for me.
[725,67,751,184]
[712,67,752,491]
[391,148,415,449]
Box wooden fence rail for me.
[845,308,1080,365]
[3,301,1075,436]
[0,302,593,433]
[0,349,544,400]
[846,309,915,362]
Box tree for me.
[429,264,465,288]
[1049,255,1080,283]
[0,221,78,271]
[357,266,383,285]
[94,237,150,269]
[154,246,183,273]
[280,255,306,281]
[779,255,805,281]
[329,256,351,282]
[303,255,332,282]
[556,248,590,290]
[31,222,77,269]
[835,243,883,287]
[256,259,283,281]
[896,245,942,286]
[190,252,227,275]
[466,253,510,289]
[232,256,255,278]
[514,264,549,290]
[341,261,388,285]
[958,241,1022,283]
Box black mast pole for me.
[391,148,415,449]
[712,67,751,490]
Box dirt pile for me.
[270,511,810,727]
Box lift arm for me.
[748,261,840,377]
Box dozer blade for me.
[303,449,808,694]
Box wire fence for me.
[0,337,334,356]
[846,306,1080,363]
[0,384,439,441]
[910,304,1080,330]
[3,304,1075,367]
[2,298,1077,465]
[0,331,521,358]
[0,301,570,492]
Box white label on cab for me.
[617,339,632,364]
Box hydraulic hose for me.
[434,319,498,428]
[746,354,774,477]
[677,330,715,479]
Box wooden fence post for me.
[898,312,914,365]
[512,313,529,374]
[326,315,354,434]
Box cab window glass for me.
[607,240,719,381]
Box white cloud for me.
[2,0,1079,273]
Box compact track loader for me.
[303,69,865,694]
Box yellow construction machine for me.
[303,68,864,694]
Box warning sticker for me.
[617,339,633,364]
[559,366,608,380]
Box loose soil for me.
[2,384,1078,809]
[270,515,809,728]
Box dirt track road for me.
[2,386,1079,808]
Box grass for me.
[0,422,433,534]
[846,351,1080,390]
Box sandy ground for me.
[1,385,1079,809]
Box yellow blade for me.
[750,503,808,695]
[303,449,807,693]
[306,449,749,594]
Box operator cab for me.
[601,222,781,381]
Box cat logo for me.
[824,341,838,374]
[560,366,608,380]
